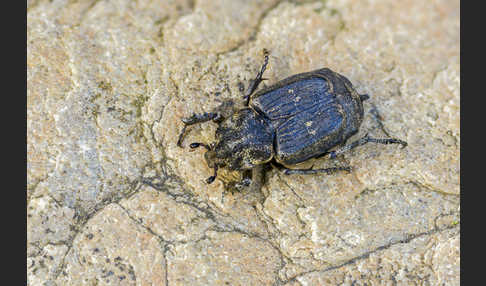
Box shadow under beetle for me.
[178,50,407,193]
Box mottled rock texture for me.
[28,0,459,285]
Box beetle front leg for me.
[233,165,265,193]
[244,49,270,105]
[326,134,407,159]
[177,112,224,147]
[248,164,265,194]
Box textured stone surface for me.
[56,204,167,285]
[290,227,460,285]
[28,0,459,285]
[167,231,282,286]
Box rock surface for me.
[28,0,459,285]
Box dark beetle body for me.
[179,53,406,190]
[206,68,365,170]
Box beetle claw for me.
[206,165,218,184]
[359,93,370,101]
[400,140,408,148]
[190,142,211,150]
[206,176,216,184]
[328,151,337,159]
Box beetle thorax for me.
[210,108,274,171]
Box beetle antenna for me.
[359,93,370,101]
[206,166,218,184]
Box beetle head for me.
[191,109,274,184]
[204,149,223,169]
[201,144,241,184]
[202,140,246,171]
[208,108,274,172]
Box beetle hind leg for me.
[327,134,407,159]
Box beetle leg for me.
[327,134,408,159]
[244,49,270,105]
[248,164,265,194]
[189,142,211,150]
[369,103,391,137]
[181,112,223,125]
[359,93,370,101]
[206,165,218,184]
[177,112,223,147]
[283,166,351,175]
[234,177,252,189]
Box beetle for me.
[177,50,407,193]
